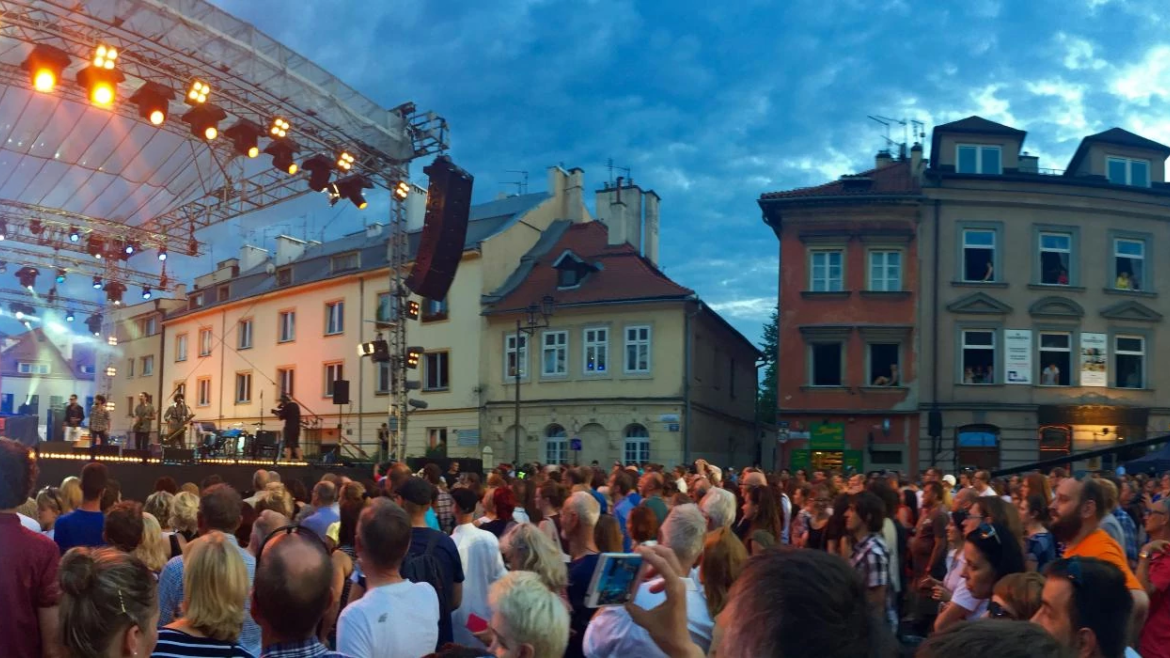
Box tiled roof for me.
[485,221,693,313]
[759,160,920,200]
[1066,128,1170,174]
[933,116,1026,137]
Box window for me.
[624,424,651,465]
[428,428,449,449]
[624,326,651,374]
[422,297,448,322]
[279,311,295,342]
[542,331,568,377]
[376,362,391,393]
[545,424,568,465]
[235,372,252,403]
[126,358,135,378]
[1039,333,1072,386]
[199,328,213,356]
[324,362,344,397]
[1115,336,1145,389]
[197,378,211,407]
[217,285,230,302]
[50,396,64,409]
[809,250,843,292]
[1107,156,1150,187]
[1114,238,1145,291]
[175,333,188,362]
[277,368,295,398]
[189,293,204,310]
[140,355,154,377]
[956,144,1003,174]
[961,329,997,384]
[17,362,50,374]
[276,267,292,287]
[584,328,608,374]
[138,316,158,337]
[331,251,360,272]
[238,319,253,349]
[868,250,902,291]
[868,343,900,386]
[1039,233,1072,286]
[425,352,449,390]
[325,301,344,335]
[558,268,581,288]
[376,293,393,324]
[810,343,843,386]
[962,229,996,282]
[79,365,95,375]
[505,334,528,379]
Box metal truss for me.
[0,198,188,254]
[0,286,102,314]
[0,241,167,290]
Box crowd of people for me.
[4,437,1170,658]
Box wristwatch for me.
[1141,550,1152,561]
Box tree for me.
[756,305,778,424]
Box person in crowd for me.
[639,472,669,525]
[255,484,295,521]
[789,484,812,545]
[698,487,736,533]
[512,478,542,526]
[136,512,170,576]
[562,491,602,658]
[443,461,460,489]
[251,527,338,658]
[917,619,1066,658]
[802,486,832,551]
[323,497,364,641]
[146,491,183,559]
[501,522,569,599]
[963,497,1024,555]
[104,500,145,554]
[55,461,109,553]
[487,571,571,658]
[1022,472,1053,504]
[846,491,895,631]
[101,479,123,513]
[1050,477,1149,636]
[932,511,988,631]
[825,492,853,558]
[248,510,290,558]
[36,485,64,539]
[609,470,640,551]
[395,477,465,648]
[337,498,440,658]
[910,481,949,633]
[423,463,456,534]
[1138,495,1170,658]
[628,505,660,550]
[244,470,270,508]
[0,439,62,658]
[59,547,158,658]
[480,486,518,538]
[1021,493,1057,572]
[570,466,608,515]
[595,514,624,553]
[153,532,252,658]
[1033,557,1134,658]
[450,487,507,649]
[962,522,1026,612]
[736,483,783,546]
[170,490,200,543]
[699,527,747,622]
[988,571,1045,621]
[1100,477,1140,569]
[747,529,776,555]
[60,475,82,514]
[299,481,339,540]
[866,478,903,618]
[180,482,200,497]
[159,484,260,657]
[537,480,569,557]
[585,504,713,656]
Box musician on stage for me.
[273,394,302,460]
[163,393,193,449]
[63,394,85,443]
[132,392,156,451]
[89,395,110,456]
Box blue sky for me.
[5,0,1168,342]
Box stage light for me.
[141,286,152,300]
[30,219,43,235]
[21,44,71,94]
[406,346,423,369]
[77,46,124,108]
[302,155,333,192]
[269,117,290,138]
[14,310,23,321]
[181,103,227,141]
[405,300,420,320]
[158,248,167,262]
[65,309,75,322]
[186,80,211,105]
[0,221,6,240]
[330,175,373,210]
[393,180,411,201]
[336,151,355,171]
[86,315,102,336]
[107,335,118,346]
[187,238,199,256]
[124,242,136,256]
[92,276,102,289]
[55,269,66,283]
[94,45,118,69]
[47,287,57,304]
[224,120,263,158]
[105,366,116,377]
[16,266,39,289]
[68,226,80,242]
[358,335,391,362]
[87,235,104,259]
[104,281,126,306]
[264,138,300,175]
[129,81,175,126]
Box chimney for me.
[565,167,585,222]
[238,245,269,272]
[643,191,660,266]
[596,177,645,251]
[1019,152,1039,174]
[274,235,307,266]
[910,143,924,181]
[875,150,894,169]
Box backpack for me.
[401,530,452,618]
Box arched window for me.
[545,424,568,465]
[624,424,650,465]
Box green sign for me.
[788,449,810,471]
[844,450,864,472]
[810,422,845,450]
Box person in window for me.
[1057,268,1069,285]
[873,363,900,387]
[1117,270,1133,290]
[1042,363,1060,386]
[982,261,995,282]
[964,367,976,384]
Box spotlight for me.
[408,398,429,410]
[68,226,80,242]
[181,103,227,141]
[157,248,168,262]
[22,44,71,93]
[107,335,118,346]
[105,366,116,377]
[124,242,136,256]
[16,266,39,289]
[55,268,66,283]
[264,138,300,175]
[47,287,57,304]
[187,237,199,256]
[302,155,333,192]
[336,151,355,171]
[405,300,420,320]
[185,80,211,105]
[30,219,43,235]
[104,281,126,306]
[65,309,75,322]
[129,81,175,126]
[224,120,262,158]
[330,175,373,210]
[87,235,105,259]
[141,286,152,300]
[269,117,290,138]
[393,180,411,201]
[92,276,103,289]
[86,315,102,336]
[406,346,423,369]
[77,45,124,108]
[357,336,391,362]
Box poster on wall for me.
[1004,329,1032,384]
[1080,333,1108,387]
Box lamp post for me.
[514,296,555,465]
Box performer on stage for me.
[273,394,302,460]
[63,394,85,442]
[163,393,193,449]
[132,392,156,451]
[89,395,110,455]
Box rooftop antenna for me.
[868,115,912,159]
[503,170,529,195]
[606,158,632,187]
[910,119,926,144]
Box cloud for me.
[1111,45,1170,104]
[1056,33,1107,70]
[705,297,775,323]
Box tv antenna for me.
[606,158,632,186]
[867,116,924,159]
[503,170,528,195]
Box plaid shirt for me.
[1113,507,1140,566]
[88,404,110,432]
[261,638,352,658]
[435,489,455,534]
[851,533,895,629]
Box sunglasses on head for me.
[987,600,1016,620]
[976,522,1001,545]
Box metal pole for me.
[514,317,521,464]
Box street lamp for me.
[514,296,555,464]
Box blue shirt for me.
[261,638,351,658]
[590,489,608,515]
[613,494,642,552]
[566,553,601,658]
[54,509,105,553]
[158,534,260,657]
[1113,507,1140,566]
[300,506,340,540]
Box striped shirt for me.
[150,628,254,658]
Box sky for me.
[4,0,1169,344]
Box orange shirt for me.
[1064,528,1142,591]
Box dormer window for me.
[553,251,596,289]
[1107,156,1150,187]
[331,251,360,273]
[957,145,1002,175]
[558,268,581,288]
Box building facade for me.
[0,326,95,439]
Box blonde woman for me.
[59,475,82,514]
[153,531,252,657]
[135,512,170,575]
[254,483,295,519]
[170,491,199,543]
[500,522,569,595]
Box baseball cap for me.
[397,477,434,506]
[942,474,957,487]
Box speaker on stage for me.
[332,380,350,406]
[405,155,475,300]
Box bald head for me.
[253,532,334,641]
[249,509,290,556]
[952,487,977,512]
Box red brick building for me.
[760,152,925,474]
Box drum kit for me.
[199,421,275,459]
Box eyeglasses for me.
[255,524,329,569]
[987,600,1016,620]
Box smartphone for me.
[466,613,489,634]
[585,552,645,608]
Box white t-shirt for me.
[583,576,714,657]
[337,579,440,658]
[451,523,507,648]
[17,513,40,532]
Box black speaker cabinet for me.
[405,155,475,300]
[332,380,351,406]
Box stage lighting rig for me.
[405,299,420,321]
[181,103,227,141]
[393,180,411,201]
[47,287,57,304]
[129,81,175,126]
[65,309,75,322]
[302,155,333,192]
[264,138,299,175]
[270,117,290,138]
[68,226,80,243]
[157,248,168,262]
[187,237,199,257]
[104,281,126,306]
[224,120,262,158]
[29,219,43,236]
[329,175,373,210]
[186,80,211,105]
[336,151,355,171]
[86,315,102,336]
[357,334,391,362]
[16,266,39,290]
[77,45,124,108]
[21,44,71,93]
[87,235,104,259]
[141,286,152,300]
[92,276,102,289]
[406,347,423,369]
